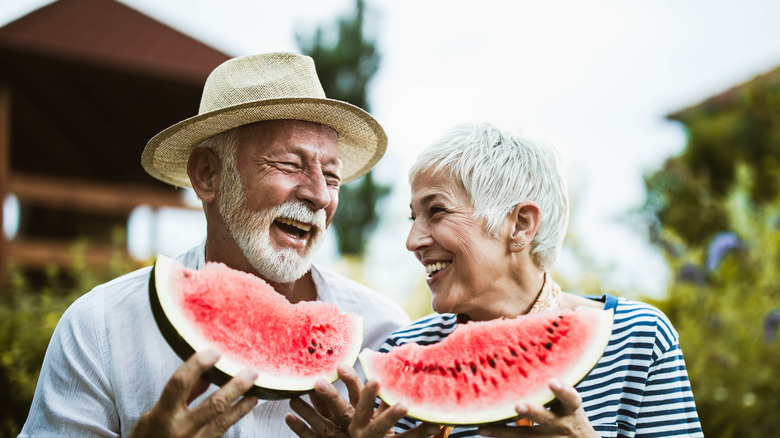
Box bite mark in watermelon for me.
[359,306,612,425]
[149,254,363,399]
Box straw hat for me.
[141,52,387,187]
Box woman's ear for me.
[187,147,221,204]
[510,200,541,250]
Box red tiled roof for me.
[668,64,780,121]
[0,0,231,84]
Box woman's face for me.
[406,171,513,317]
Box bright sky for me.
[3,0,780,300]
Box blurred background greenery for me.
[2,0,779,437]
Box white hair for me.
[408,122,569,271]
[196,127,242,169]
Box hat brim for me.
[142,97,387,188]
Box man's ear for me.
[509,200,541,249]
[187,147,220,204]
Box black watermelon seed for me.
[308,347,316,354]
[545,342,552,350]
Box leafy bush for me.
[0,234,141,437]
[649,176,780,437]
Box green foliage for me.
[297,0,390,257]
[0,263,81,437]
[0,232,140,437]
[650,180,780,437]
[643,70,780,247]
[296,0,378,112]
[330,172,390,257]
[642,69,780,436]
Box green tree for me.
[644,67,780,247]
[297,0,390,257]
[641,66,780,437]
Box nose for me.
[297,169,332,211]
[406,218,433,253]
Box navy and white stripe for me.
[379,294,704,438]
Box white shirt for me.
[19,243,411,437]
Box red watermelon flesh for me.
[150,254,363,398]
[359,306,612,425]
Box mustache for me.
[272,201,327,231]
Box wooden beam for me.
[0,81,11,285]
[10,172,200,215]
[5,237,142,270]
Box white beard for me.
[218,159,327,283]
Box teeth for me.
[425,261,452,276]
[277,217,312,232]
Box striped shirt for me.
[381,294,704,437]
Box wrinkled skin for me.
[476,380,599,437]
[285,365,439,438]
[130,349,258,438]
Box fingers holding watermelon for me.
[130,349,260,438]
[546,379,583,417]
[287,396,350,438]
[285,365,360,435]
[286,373,438,438]
[476,380,598,438]
[313,364,365,428]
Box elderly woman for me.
[286,123,703,438]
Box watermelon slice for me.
[149,254,363,399]
[359,306,612,425]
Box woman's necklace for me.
[529,273,562,314]
[455,274,563,325]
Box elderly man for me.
[19,53,410,437]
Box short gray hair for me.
[408,122,569,270]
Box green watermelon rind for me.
[149,254,363,400]
[359,306,614,426]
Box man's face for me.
[218,120,341,283]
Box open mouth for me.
[274,217,313,239]
[425,261,452,278]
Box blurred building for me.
[0,0,230,282]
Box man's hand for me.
[130,349,259,438]
[285,364,437,438]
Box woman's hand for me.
[476,380,599,438]
[130,349,259,438]
[285,364,438,438]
